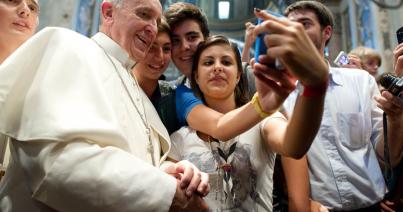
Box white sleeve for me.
[368,76,383,148]
[13,139,176,212]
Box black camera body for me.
[380,74,403,96]
[397,26,403,44]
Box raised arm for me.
[241,22,256,63]
[393,43,403,76]
[281,156,310,211]
[342,53,363,69]
[375,43,403,168]
[375,90,403,168]
[254,9,328,158]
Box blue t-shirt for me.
[175,84,203,126]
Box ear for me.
[195,71,200,85]
[236,71,241,84]
[101,2,114,22]
[322,25,332,44]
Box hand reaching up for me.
[253,9,328,87]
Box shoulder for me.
[170,127,194,142]
[34,27,93,48]
[176,84,191,92]
[175,85,200,103]
[27,27,103,67]
[331,66,375,81]
[239,112,286,139]
[260,112,287,128]
[330,66,378,89]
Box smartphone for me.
[333,51,349,67]
[254,10,284,70]
[397,26,403,44]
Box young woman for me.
[168,35,325,211]
[0,0,39,179]
[0,0,39,64]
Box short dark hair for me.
[164,2,210,39]
[190,35,249,108]
[284,1,334,45]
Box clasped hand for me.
[164,160,210,211]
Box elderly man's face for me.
[0,0,39,46]
[109,0,162,62]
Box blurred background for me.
[37,0,403,79]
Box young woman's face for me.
[0,0,39,46]
[195,44,240,101]
[137,31,171,81]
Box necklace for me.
[129,71,156,166]
[92,38,156,166]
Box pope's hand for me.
[164,160,210,197]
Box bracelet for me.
[252,93,271,118]
[299,77,329,97]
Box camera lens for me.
[380,74,395,88]
[380,74,403,96]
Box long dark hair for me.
[190,35,249,108]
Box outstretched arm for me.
[186,97,272,141]
[174,84,272,141]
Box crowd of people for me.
[0,0,401,211]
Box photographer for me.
[375,43,403,211]
[375,44,403,168]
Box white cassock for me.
[0,27,176,212]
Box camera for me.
[333,51,349,67]
[397,26,403,44]
[254,10,284,70]
[379,74,403,96]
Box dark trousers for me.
[333,202,381,212]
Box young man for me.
[375,43,403,211]
[164,2,209,81]
[274,1,396,210]
[0,0,210,211]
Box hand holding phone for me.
[397,26,403,44]
[333,51,349,67]
[254,10,284,70]
[395,26,403,76]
